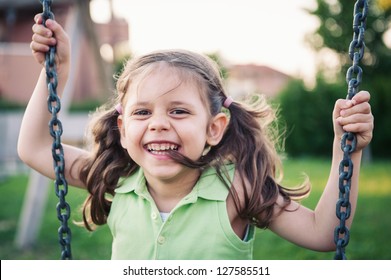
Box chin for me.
[145,165,199,182]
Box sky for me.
[91,0,320,81]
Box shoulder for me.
[228,169,289,227]
[225,169,252,238]
[229,169,252,206]
[227,169,251,214]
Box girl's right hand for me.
[31,14,70,73]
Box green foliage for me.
[278,71,391,158]
[277,77,345,157]
[0,98,25,111]
[113,54,132,81]
[69,99,104,112]
[365,73,391,158]
[206,52,229,80]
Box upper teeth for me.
[147,143,178,151]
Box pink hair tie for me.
[223,96,234,108]
[115,103,123,115]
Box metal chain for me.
[334,0,368,260]
[40,0,72,260]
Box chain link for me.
[334,0,368,260]
[40,0,72,260]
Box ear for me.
[206,112,229,146]
[117,115,127,149]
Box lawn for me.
[1,158,390,260]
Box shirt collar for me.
[115,164,235,202]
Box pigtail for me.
[79,106,135,231]
[217,95,310,229]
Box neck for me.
[144,168,201,212]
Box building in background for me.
[0,0,129,105]
[226,64,291,98]
[0,0,129,178]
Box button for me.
[157,236,165,244]
[151,212,157,220]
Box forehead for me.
[126,62,207,102]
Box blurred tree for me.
[77,0,113,96]
[303,0,391,158]
[113,54,132,82]
[307,0,391,78]
[277,76,345,158]
[206,52,229,80]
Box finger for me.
[335,98,355,112]
[334,99,347,117]
[30,40,50,53]
[34,13,44,24]
[32,23,53,38]
[337,113,373,132]
[32,32,56,46]
[340,102,371,118]
[45,19,68,42]
[341,122,373,135]
[352,91,370,104]
[333,99,355,121]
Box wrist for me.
[333,135,363,156]
[56,61,70,77]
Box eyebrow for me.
[168,101,193,107]
[130,100,194,108]
[129,101,150,107]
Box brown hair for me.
[78,49,310,230]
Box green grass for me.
[1,158,390,260]
[254,158,391,260]
[0,177,112,260]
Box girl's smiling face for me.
[117,62,227,184]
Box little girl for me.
[18,15,374,259]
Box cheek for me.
[122,121,144,149]
[122,126,146,164]
[178,123,209,155]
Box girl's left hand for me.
[333,90,374,152]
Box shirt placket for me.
[153,192,198,259]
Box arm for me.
[17,15,87,188]
[269,91,374,251]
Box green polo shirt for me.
[107,164,255,260]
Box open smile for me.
[146,143,179,155]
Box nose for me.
[148,112,171,132]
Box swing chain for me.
[334,0,368,260]
[40,0,72,260]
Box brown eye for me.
[170,108,189,115]
[133,109,150,115]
